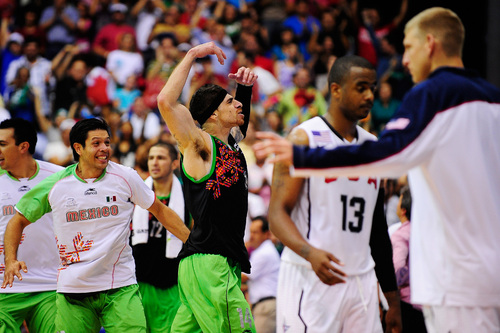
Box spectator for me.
[143,33,179,110]
[3,67,50,136]
[0,31,23,96]
[51,45,88,117]
[191,21,237,78]
[147,4,190,46]
[370,81,400,135]
[5,37,53,117]
[391,186,427,333]
[113,120,137,168]
[39,0,79,59]
[131,0,167,54]
[74,1,93,53]
[92,3,136,60]
[15,5,46,54]
[123,96,161,145]
[242,216,280,333]
[354,0,408,67]
[282,0,321,61]
[277,67,327,133]
[106,32,144,87]
[43,117,76,167]
[274,42,303,90]
[113,74,141,115]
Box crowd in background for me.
[0,0,413,173]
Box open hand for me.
[190,42,227,65]
[1,259,28,289]
[253,131,294,164]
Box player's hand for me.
[253,131,294,165]
[1,259,27,289]
[189,42,226,65]
[228,66,258,86]
[384,291,403,333]
[306,246,346,285]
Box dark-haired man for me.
[242,216,280,333]
[267,55,401,333]
[131,141,191,332]
[0,118,62,333]
[157,41,257,332]
[2,117,190,332]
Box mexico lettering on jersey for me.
[0,160,63,293]
[292,67,500,307]
[15,161,155,293]
[282,116,380,276]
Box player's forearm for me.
[3,213,30,263]
[157,206,190,243]
[269,206,311,260]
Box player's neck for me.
[8,157,37,180]
[324,112,357,142]
[153,176,173,197]
[204,124,231,145]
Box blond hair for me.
[405,7,465,57]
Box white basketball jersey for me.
[282,117,380,276]
[16,162,155,293]
[0,160,63,293]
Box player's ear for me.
[18,141,30,153]
[172,159,180,170]
[330,82,342,99]
[73,142,83,157]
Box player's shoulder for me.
[36,159,65,174]
[105,161,143,182]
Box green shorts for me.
[171,254,256,333]
[0,291,56,333]
[55,284,146,333]
[138,282,181,333]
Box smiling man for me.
[1,117,190,333]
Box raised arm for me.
[229,66,258,141]
[157,42,226,153]
[1,212,31,289]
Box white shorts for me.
[276,260,382,333]
[423,305,500,333]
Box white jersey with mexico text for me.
[15,161,155,293]
[0,160,63,293]
[282,116,380,276]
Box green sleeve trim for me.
[181,136,216,183]
[17,166,74,222]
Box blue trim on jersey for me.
[294,67,500,169]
